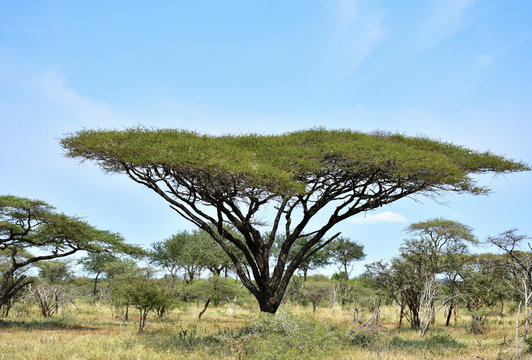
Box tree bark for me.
[257,294,281,314]
[198,298,211,319]
[92,271,101,295]
[445,301,454,326]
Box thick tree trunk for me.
[257,295,281,314]
[410,307,421,329]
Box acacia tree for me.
[404,218,477,327]
[61,128,528,313]
[487,230,532,355]
[0,195,136,310]
[329,237,365,280]
[37,260,72,284]
[370,219,477,329]
[151,230,229,283]
[79,252,119,295]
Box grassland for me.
[0,302,529,360]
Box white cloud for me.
[350,211,408,224]
[36,70,122,128]
[418,0,478,48]
[326,0,386,78]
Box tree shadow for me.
[389,334,466,350]
[0,319,99,331]
[138,325,240,356]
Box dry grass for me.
[0,302,529,360]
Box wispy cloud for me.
[350,211,408,225]
[418,0,478,48]
[326,0,386,78]
[35,70,121,127]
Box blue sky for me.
[1,0,531,274]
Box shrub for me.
[243,311,341,360]
[346,329,380,348]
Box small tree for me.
[79,253,119,295]
[486,230,532,355]
[37,260,72,284]
[62,128,528,313]
[188,275,246,319]
[329,237,365,280]
[301,280,334,313]
[151,230,212,283]
[114,277,173,333]
[461,255,505,334]
[402,219,477,329]
[108,259,149,319]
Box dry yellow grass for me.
[0,302,529,360]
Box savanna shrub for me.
[346,328,380,348]
[244,311,341,360]
[525,336,532,353]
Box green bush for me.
[346,329,380,348]
[524,336,532,353]
[243,311,341,360]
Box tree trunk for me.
[138,309,148,333]
[92,271,101,295]
[399,303,405,327]
[343,263,349,280]
[499,300,505,324]
[198,298,211,319]
[445,301,454,326]
[257,295,281,314]
[410,307,421,329]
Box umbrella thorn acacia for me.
[61,128,529,313]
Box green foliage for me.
[331,271,348,281]
[524,336,532,353]
[37,260,72,284]
[461,254,509,333]
[0,195,133,254]
[272,236,333,278]
[301,281,334,312]
[329,237,365,278]
[61,128,528,195]
[187,276,246,306]
[346,329,381,348]
[245,311,341,360]
[151,230,234,282]
[126,278,174,312]
[112,277,177,332]
[389,334,465,351]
